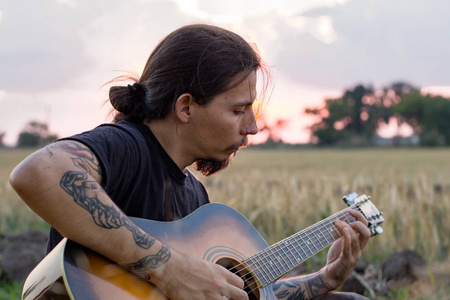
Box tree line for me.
[1,83,449,148]
[305,82,450,146]
[0,121,58,148]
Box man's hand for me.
[321,210,371,290]
[152,249,249,300]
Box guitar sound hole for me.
[216,258,260,300]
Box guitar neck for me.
[244,205,357,287]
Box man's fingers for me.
[220,267,248,300]
[349,210,369,227]
[350,221,371,250]
[227,285,249,300]
[335,220,352,253]
[225,270,245,289]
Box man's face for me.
[189,71,258,175]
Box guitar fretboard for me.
[244,205,357,287]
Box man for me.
[10,24,370,299]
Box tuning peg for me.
[343,193,358,205]
[370,226,383,237]
[375,226,383,235]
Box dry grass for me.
[1,147,449,298]
[0,148,48,234]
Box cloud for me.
[0,0,201,144]
[0,0,98,92]
[78,0,196,75]
[55,0,78,8]
[250,0,450,89]
[0,0,196,91]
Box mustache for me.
[225,137,248,152]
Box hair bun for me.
[127,82,146,98]
[109,82,147,122]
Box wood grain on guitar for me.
[22,193,383,300]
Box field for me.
[1,147,449,299]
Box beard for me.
[194,137,248,176]
[193,156,232,176]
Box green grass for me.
[0,280,23,300]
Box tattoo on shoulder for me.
[60,170,155,249]
[53,141,102,176]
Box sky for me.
[1,0,450,146]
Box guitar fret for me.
[308,230,321,252]
[302,238,313,257]
[267,247,282,278]
[324,222,337,242]
[284,240,298,269]
[280,242,296,272]
[261,248,278,283]
[319,229,329,246]
[247,254,269,286]
[256,253,271,285]
[280,241,294,269]
[275,246,288,277]
[294,237,308,262]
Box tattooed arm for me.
[10,141,168,275]
[273,271,331,300]
[10,141,247,300]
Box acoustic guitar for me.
[22,193,383,300]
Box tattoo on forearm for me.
[56,141,170,275]
[273,280,306,300]
[60,170,155,249]
[305,273,330,297]
[121,245,171,280]
[273,272,330,300]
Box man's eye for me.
[234,110,245,115]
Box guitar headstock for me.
[343,193,384,236]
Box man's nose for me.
[242,115,258,135]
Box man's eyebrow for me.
[232,99,254,106]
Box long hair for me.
[108,24,270,123]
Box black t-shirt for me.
[47,121,210,252]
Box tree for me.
[0,132,5,148]
[258,116,288,143]
[395,93,450,146]
[17,121,58,148]
[305,82,420,146]
[305,84,379,145]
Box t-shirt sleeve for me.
[60,124,142,199]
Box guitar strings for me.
[242,211,354,296]
[227,206,358,296]
[232,206,356,280]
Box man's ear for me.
[174,93,194,123]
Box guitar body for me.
[23,194,384,300]
[23,203,276,300]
